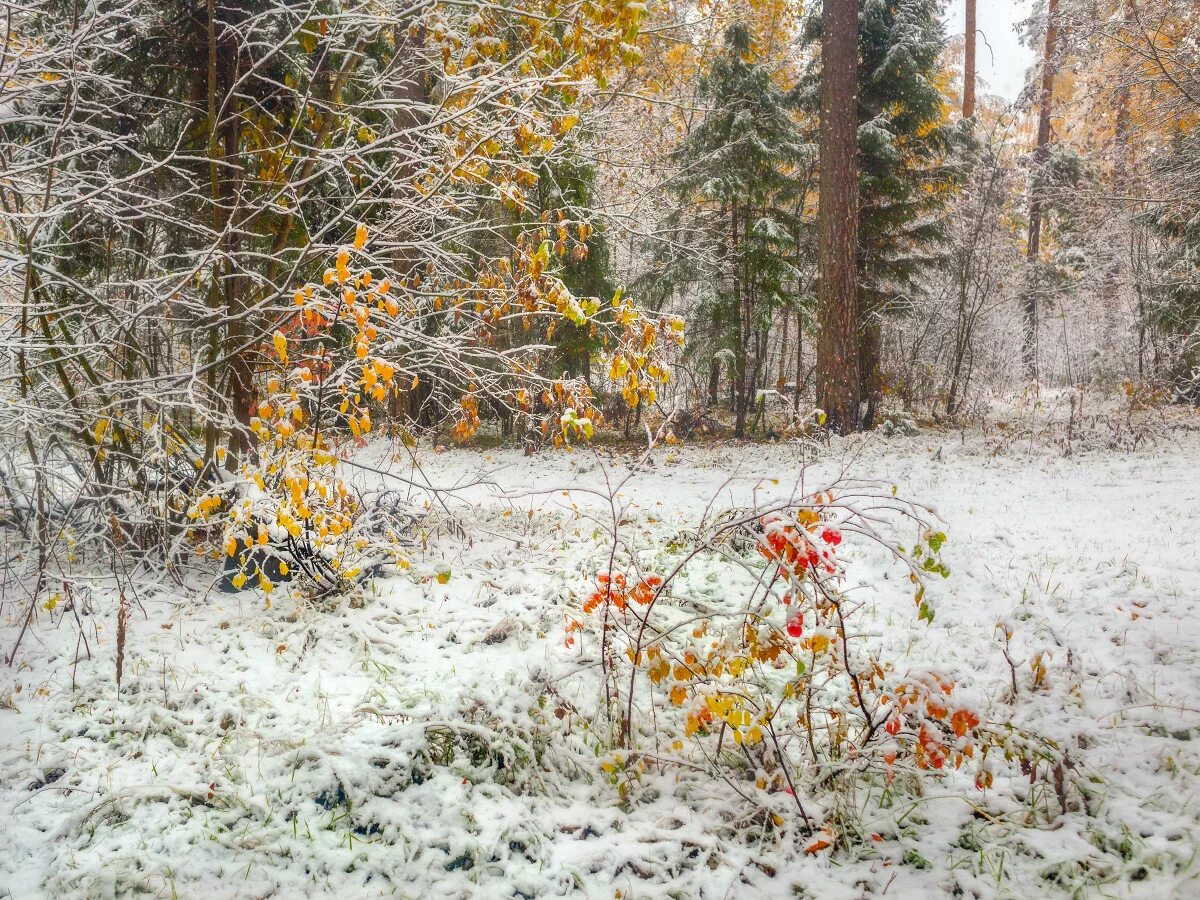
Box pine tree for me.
[804,0,971,426]
[649,24,812,437]
[814,0,862,434]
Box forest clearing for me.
[4,412,1200,897]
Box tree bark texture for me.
[816,0,861,433]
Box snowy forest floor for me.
[3,409,1200,899]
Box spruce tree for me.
[648,24,812,437]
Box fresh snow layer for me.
[2,431,1199,898]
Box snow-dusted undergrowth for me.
[2,430,1199,898]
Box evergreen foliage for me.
[649,24,813,436]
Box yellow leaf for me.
[354,223,368,250]
[273,331,287,364]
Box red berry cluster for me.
[757,513,842,581]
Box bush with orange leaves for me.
[187,224,682,597]
[568,479,1065,838]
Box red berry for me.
[885,716,901,736]
[786,618,803,638]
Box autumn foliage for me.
[571,483,1059,838]
[187,226,681,596]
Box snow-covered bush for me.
[186,228,681,597]
[877,411,920,437]
[569,479,1064,845]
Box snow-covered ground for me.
[2,427,1199,898]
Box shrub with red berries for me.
[566,480,1064,843]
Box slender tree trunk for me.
[388,10,430,426]
[816,0,861,433]
[204,0,221,464]
[778,310,789,391]
[731,202,748,438]
[223,48,254,470]
[1100,47,1132,376]
[793,307,804,414]
[1111,0,1139,378]
[947,273,971,417]
[859,312,882,429]
[963,0,977,119]
[1023,0,1058,381]
[390,9,429,281]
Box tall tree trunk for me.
[816,0,861,434]
[1023,0,1059,380]
[963,0,977,119]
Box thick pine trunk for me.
[815,0,861,434]
[963,0,977,119]
[1023,0,1058,380]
